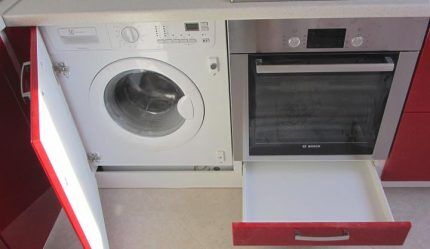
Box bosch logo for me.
[302,144,321,149]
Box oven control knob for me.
[351,36,364,47]
[121,26,139,43]
[288,37,301,48]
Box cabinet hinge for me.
[53,62,70,77]
[87,153,100,172]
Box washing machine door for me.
[90,58,204,149]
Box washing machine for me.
[40,21,232,168]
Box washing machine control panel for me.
[43,21,216,51]
[109,21,216,49]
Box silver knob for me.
[351,36,364,48]
[121,26,139,43]
[288,37,301,48]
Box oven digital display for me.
[185,23,200,31]
[307,29,346,48]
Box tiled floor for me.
[44,188,430,249]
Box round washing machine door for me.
[90,58,204,149]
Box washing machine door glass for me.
[104,69,186,137]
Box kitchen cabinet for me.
[29,19,420,248]
[0,28,61,249]
[382,25,430,181]
[382,113,430,181]
[404,28,430,113]
[4,27,31,119]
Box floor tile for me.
[46,188,430,249]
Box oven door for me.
[229,52,420,160]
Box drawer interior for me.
[243,161,394,222]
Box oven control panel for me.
[285,29,365,49]
[109,21,215,49]
[282,27,367,50]
[229,18,428,53]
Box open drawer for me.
[233,161,410,246]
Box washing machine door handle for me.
[177,95,194,120]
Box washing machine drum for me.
[90,58,204,148]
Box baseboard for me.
[382,181,430,187]
[96,161,243,188]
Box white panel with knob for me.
[109,21,216,49]
[120,26,139,43]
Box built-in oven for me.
[228,18,430,247]
[229,18,428,161]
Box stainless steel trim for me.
[256,59,395,74]
[373,52,420,159]
[295,231,350,242]
[230,0,289,2]
[228,18,429,53]
[229,54,248,161]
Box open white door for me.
[30,27,109,249]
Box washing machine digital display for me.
[185,23,200,31]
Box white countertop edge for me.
[0,17,5,31]
[0,0,18,30]
[4,2,430,27]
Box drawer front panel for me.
[233,222,411,246]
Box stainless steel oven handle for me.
[256,57,395,74]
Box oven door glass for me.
[248,53,398,155]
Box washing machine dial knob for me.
[288,37,301,48]
[351,36,364,48]
[121,26,139,43]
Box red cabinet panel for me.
[382,113,430,181]
[404,26,430,113]
[233,222,411,246]
[0,30,61,249]
[2,27,31,121]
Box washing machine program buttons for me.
[200,22,210,31]
[156,38,201,45]
[216,151,226,163]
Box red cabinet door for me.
[382,113,430,181]
[0,30,61,249]
[404,26,430,113]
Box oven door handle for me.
[256,57,395,74]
